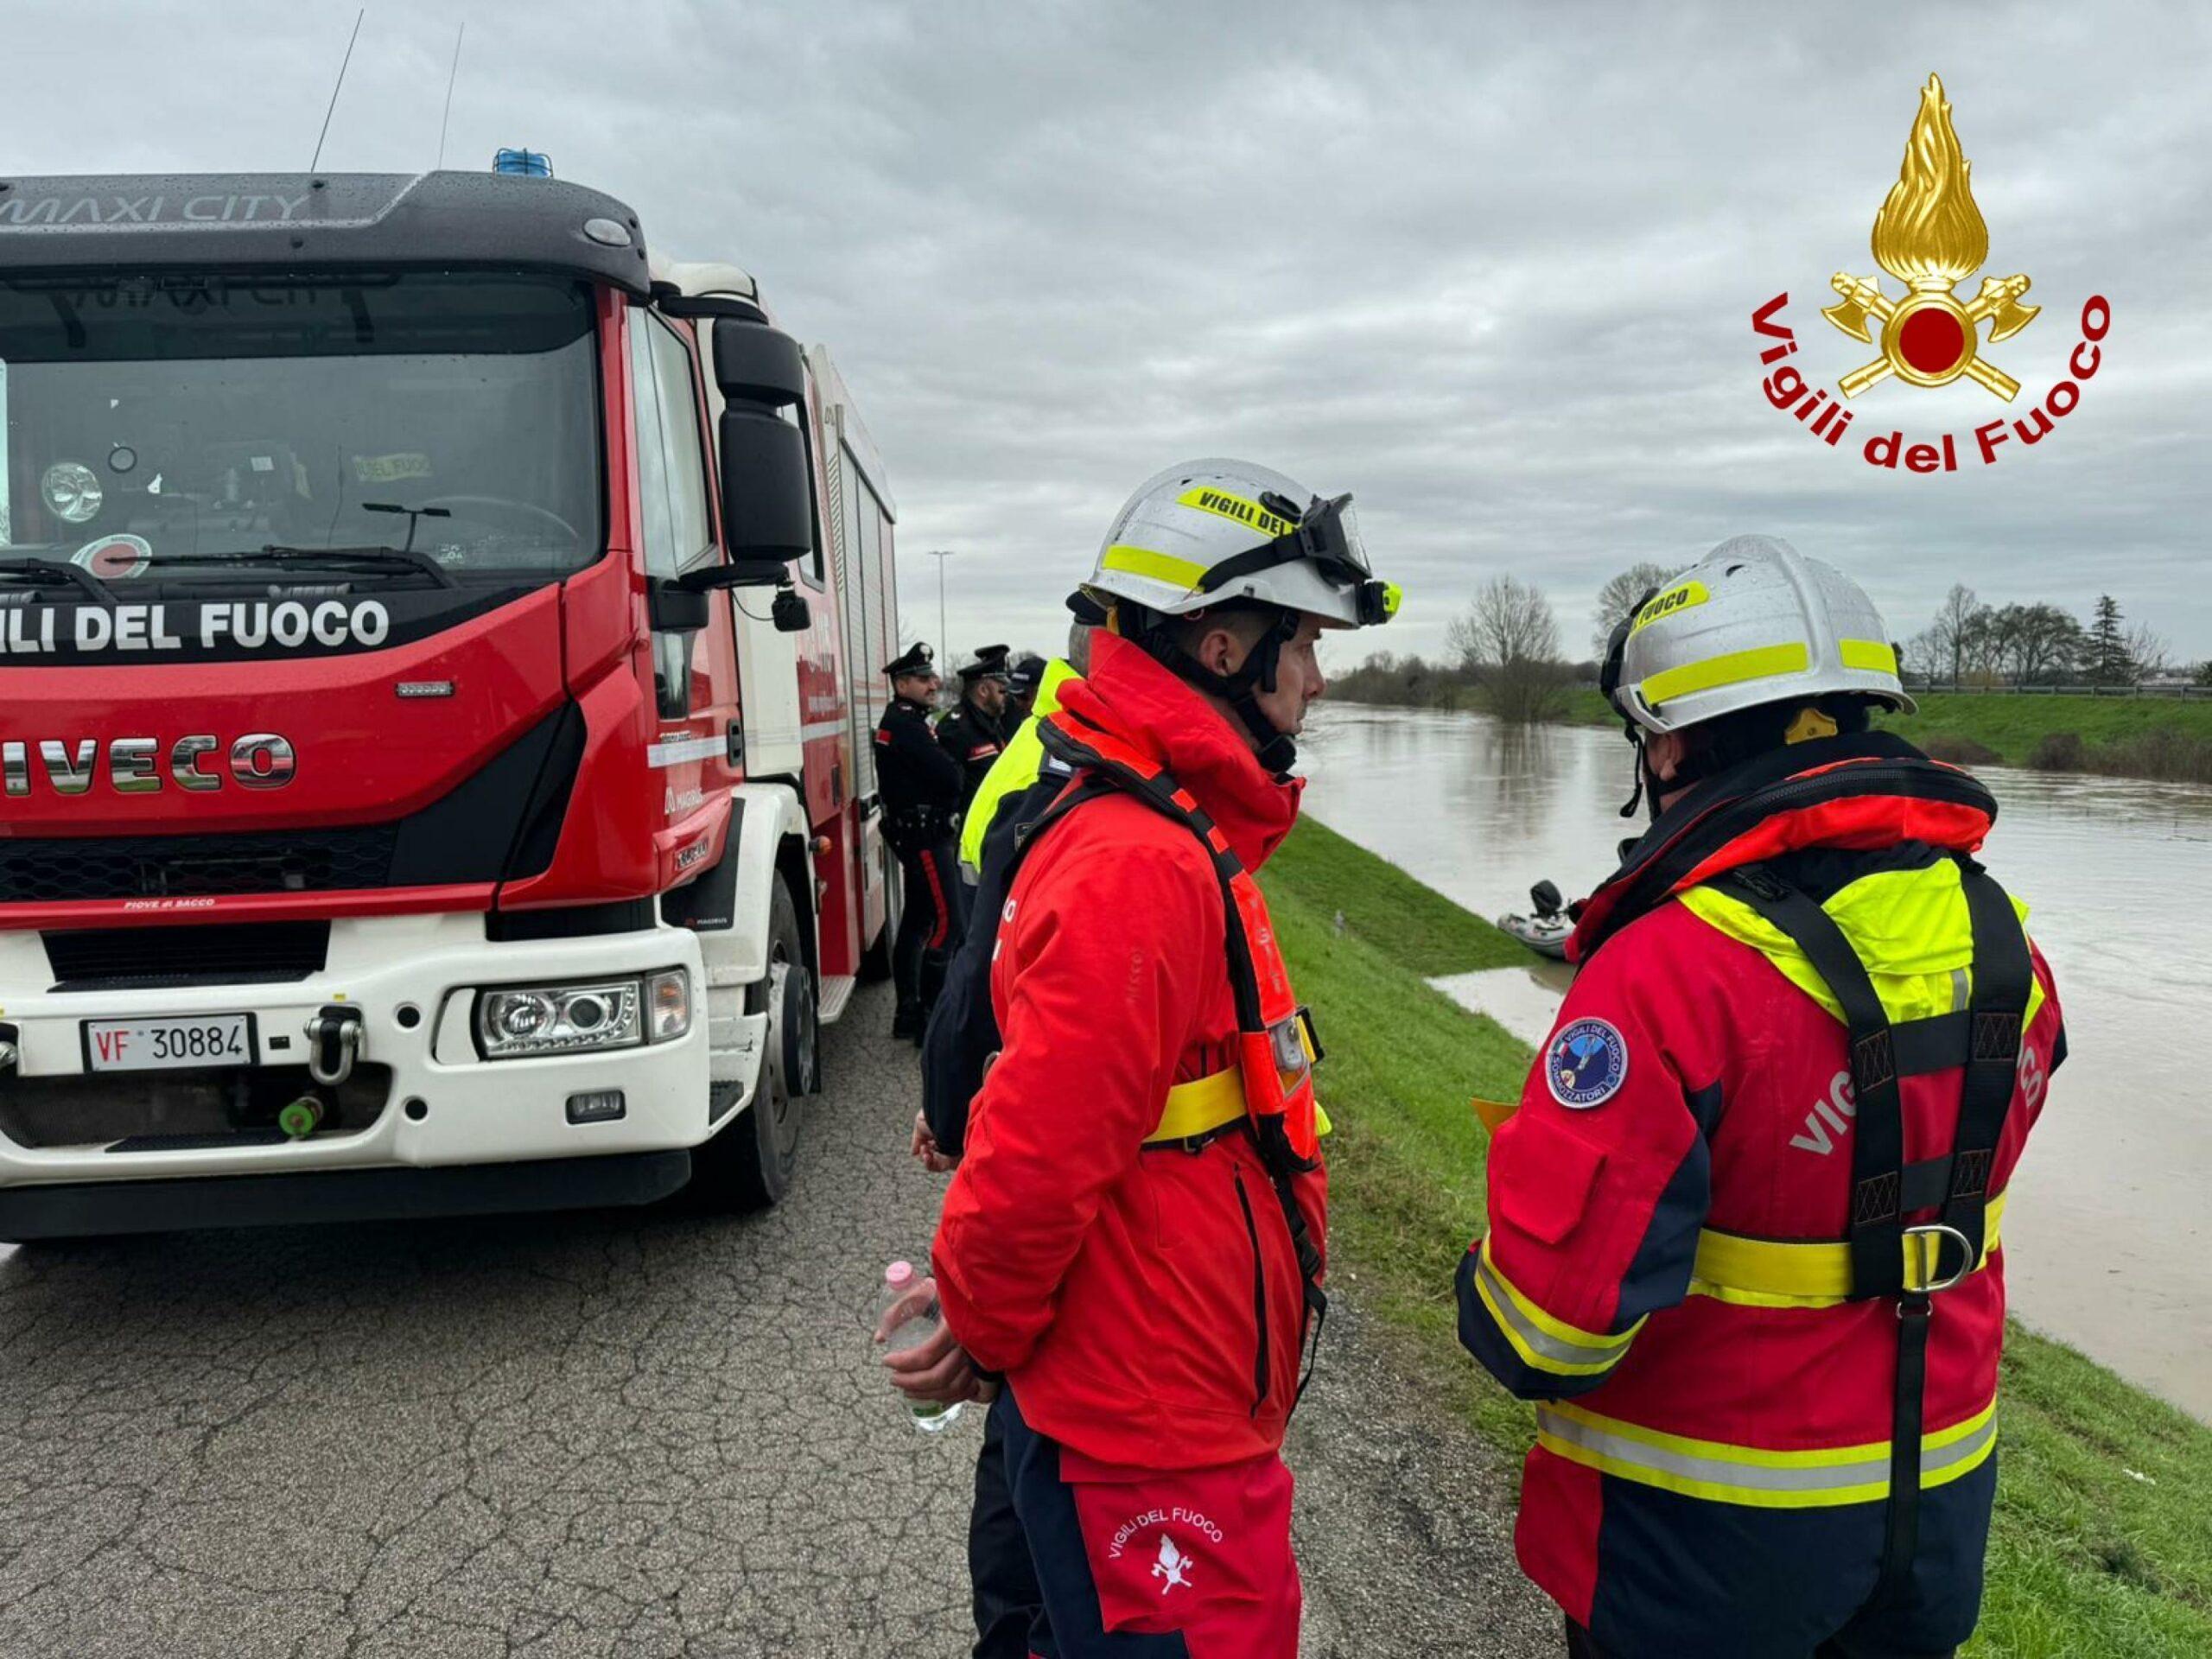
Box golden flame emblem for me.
[1822,74,2038,401]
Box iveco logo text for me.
[1,734,296,796]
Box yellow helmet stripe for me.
[1099,543,1209,591]
[1840,639,1900,675]
[1174,485,1297,541]
[1631,580,1709,633]
[1640,642,1811,708]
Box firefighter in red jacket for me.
[1459,537,2063,1659]
[883,459,1399,1656]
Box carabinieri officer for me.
[936,645,1014,811]
[874,642,966,1042]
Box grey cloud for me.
[11,0,2208,667]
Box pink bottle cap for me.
[885,1260,915,1287]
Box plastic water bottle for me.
[880,1260,963,1433]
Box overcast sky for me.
[13,1,2209,669]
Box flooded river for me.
[1299,703,2212,1421]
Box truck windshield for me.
[0,271,600,582]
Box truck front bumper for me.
[0,912,761,1205]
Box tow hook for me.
[305,1005,364,1086]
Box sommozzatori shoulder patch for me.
[1547,1017,1629,1109]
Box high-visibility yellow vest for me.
[958,658,1083,874]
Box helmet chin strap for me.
[1141,606,1302,777]
[1618,737,1649,821]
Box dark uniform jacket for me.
[935,700,1009,809]
[874,696,963,853]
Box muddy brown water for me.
[1298,703,2212,1422]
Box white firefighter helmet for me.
[1077,458,1401,631]
[1606,535,1914,736]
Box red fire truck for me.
[0,170,902,1237]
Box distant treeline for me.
[1330,565,2212,785]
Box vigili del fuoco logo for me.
[1751,73,2109,474]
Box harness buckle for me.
[1902,1222,1975,1294]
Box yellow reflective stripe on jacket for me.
[1689,1190,2008,1308]
[1471,1236,1644,1378]
[1147,1068,1246,1143]
[1639,642,1811,707]
[1678,868,2047,1033]
[957,661,1083,872]
[1536,1399,1997,1509]
[1144,1061,1333,1146]
[1100,543,1210,592]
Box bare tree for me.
[1451,575,1571,723]
[1590,562,1675,659]
[1902,626,1946,687]
[1987,602,2084,686]
[1928,583,1986,690]
[2126,620,2171,679]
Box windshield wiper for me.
[0,556,115,603]
[150,543,459,589]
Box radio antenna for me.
[308,8,366,174]
[435,21,467,170]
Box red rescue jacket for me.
[1459,737,2064,1655]
[933,632,1325,1470]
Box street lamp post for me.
[925,548,957,672]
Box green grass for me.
[1881,693,2212,772]
[1264,817,1530,976]
[1554,685,1618,728]
[1263,818,2212,1657]
[1552,684,2212,780]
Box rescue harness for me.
[1575,733,2031,1605]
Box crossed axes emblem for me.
[1822,270,2041,402]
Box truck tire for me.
[690,874,814,1211]
[858,837,898,982]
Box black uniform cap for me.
[1008,654,1049,693]
[957,644,1013,685]
[884,641,938,678]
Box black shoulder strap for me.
[1712,866,1910,1299]
[1943,862,2031,1265]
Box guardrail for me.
[1902,683,2210,700]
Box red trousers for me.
[990,1388,1301,1656]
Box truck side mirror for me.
[715,407,812,567]
[712,317,805,408]
[710,316,814,569]
[648,577,711,632]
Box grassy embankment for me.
[1549,686,2212,781]
[1261,817,2212,1658]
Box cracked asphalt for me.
[0,983,1554,1657]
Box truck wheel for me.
[691,874,814,1211]
[859,838,899,982]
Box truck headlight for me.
[474,971,693,1059]
[478,980,643,1058]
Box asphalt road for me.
[0,983,1554,1657]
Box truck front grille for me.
[42,921,332,991]
[0,828,397,906]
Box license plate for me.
[83,1014,257,1072]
